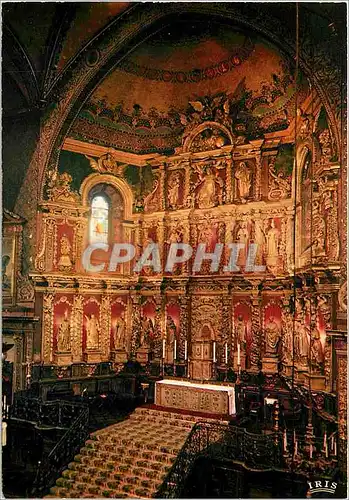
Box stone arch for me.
[15,4,344,266]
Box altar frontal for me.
[155,379,235,416]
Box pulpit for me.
[190,340,214,380]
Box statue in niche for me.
[58,235,72,270]
[264,315,281,356]
[234,314,247,352]
[58,310,71,352]
[268,160,291,200]
[144,178,159,212]
[167,172,181,209]
[113,311,127,350]
[85,313,100,350]
[235,162,252,201]
[194,161,224,209]
[139,315,153,348]
[265,220,280,266]
[318,129,332,160]
[311,326,324,372]
[166,316,177,345]
[236,221,249,267]
[295,319,310,364]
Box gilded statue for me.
[85,151,126,176]
[265,220,280,266]
[144,178,160,212]
[264,315,281,356]
[85,313,100,350]
[311,327,324,372]
[234,314,247,351]
[194,164,223,209]
[235,162,252,201]
[58,235,73,271]
[139,315,153,348]
[294,319,310,363]
[113,312,127,350]
[166,316,177,345]
[57,310,71,352]
[268,161,291,200]
[167,172,181,209]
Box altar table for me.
[155,379,235,416]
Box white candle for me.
[309,444,313,459]
[334,440,337,456]
[225,343,228,364]
[330,435,334,453]
[2,422,7,446]
[294,439,298,457]
[184,340,187,360]
[283,429,287,452]
[323,432,328,457]
[237,343,241,366]
[174,339,177,360]
[213,342,216,363]
[3,395,6,409]
[162,339,166,359]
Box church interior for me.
[2,2,347,498]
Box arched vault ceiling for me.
[69,20,309,154]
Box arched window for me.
[90,194,109,244]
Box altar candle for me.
[174,339,177,360]
[213,342,216,363]
[323,431,328,457]
[2,422,7,447]
[309,444,313,459]
[334,440,337,456]
[283,429,287,452]
[294,438,298,457]
[225,343,228,364]
[237,343,241,366]
[330,435,334,453]
[3,395,6,409]
[184,340,187,360]
[162,339,166,359]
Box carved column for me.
[250,287,262,371]
[13,334,24,392]
[179,295,190,352]
[100,294,111,360]
[225,156,233,203]
[72,294,83,362]
[184,160,191,208]
[255,154,262,201]
[281,293,293,376]
[159,164,166,211]
[130,295,141,354]
[42,292,54,364]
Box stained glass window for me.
[90,195,109,244]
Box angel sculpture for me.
[85,152,126,177]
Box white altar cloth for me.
[155,379,235,415]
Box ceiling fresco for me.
[56,3,130,71]
[70,21,309,154]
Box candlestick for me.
[225,343,228,364]
[184,340,187,360]
[323,431,328,458]
[237,342,241,366]
[213,341,216,363]
[283,429,288,452]
[174,339,177,360]
[162,339,166,359]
